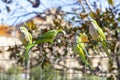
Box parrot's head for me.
[89,18,97,24]
[89,18,98,25]
[58,29,66,35]
[85,17,95,24]
[77,32,88,42]
[86,18,98,29]
[75,31,82,41]
[20,26,28,34]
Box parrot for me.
[88,18,109,56]
[74,31,92,70]
[35,29,65,44]
[19,26,33,66]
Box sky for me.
[0,0,120,26]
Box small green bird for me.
[35,29,65,44]
[19,26,33,67]
[74,31,92,70]
[88,18,109,56]
[19,26,32,46]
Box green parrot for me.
[88,18,109,56]
[35,29,65,44]
[19,26,33,66]
[19,26,32,46]
[74,31,92,70]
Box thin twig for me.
[79,0,87,12]
[84,0,95,13]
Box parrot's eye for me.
[86,21,91,25]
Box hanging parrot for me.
[74,31,92,70]
[19,26,32,46]
[35,29,65,44]
[19,26,33,66]
[88,18,109,56]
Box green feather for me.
[35,29,65,44]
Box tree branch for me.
[84,0,95,13]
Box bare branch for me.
[84,0,95,13]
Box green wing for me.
[27,33,32,45]
[77,44,88,64]
[93,19,106,41]
[40,30,57,41]
[97,28,109,55]
[98,27,106,41]
[94,20,109,56]
[35,29,64,44]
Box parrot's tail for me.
[102,41,109,56]
[86,62,94,72]
[102,41,113,72]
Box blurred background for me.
[0,0,120,80]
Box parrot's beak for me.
[58,30,66,38]
[61,30,66,36]
[58,29,66,35]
